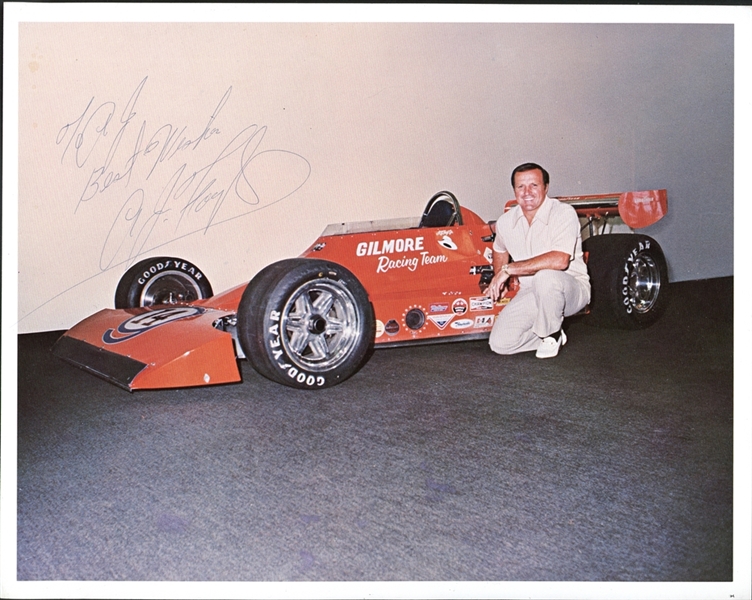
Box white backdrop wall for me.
[16,21,734,333]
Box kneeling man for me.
[486,163,590,358]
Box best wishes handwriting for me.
[55,76,312,271]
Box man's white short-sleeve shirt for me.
[494,196,590,290]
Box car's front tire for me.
[237,259,375,389]
[114,257,213,308]
[583,233,669,329]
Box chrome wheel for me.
[115,257,213,309]
[238,258,374,389]
[583,233,668,329]
[280,279,361,372]
[627,254,662,314]
[141,272,204,306]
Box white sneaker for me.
[535,330,567,359]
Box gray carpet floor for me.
[16,278,734,582]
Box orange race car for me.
[52,189,669,390]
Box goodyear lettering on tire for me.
[136,260,205,285]
[266,309,326,388]
[621,240,652,314]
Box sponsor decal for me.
[438,235,457,250]
[354,236,449,274]
[266,309,325,387]
[497,297,511,306]
[474,315,495,328]
[384,319,400,336]
[136,260,204,286]
[450,318,473,329]
[470,296,494,311]
[427,314,454,330]
[375,320,385,338]
[357,237,424,257]
[419,252,448,266]
[376,251,447,274]
[442,291,462,296]
[103,306,205,344]
[429,303,449,313]
[376,255,418,273]
[452,298,468,315]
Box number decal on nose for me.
[103,307,205,344]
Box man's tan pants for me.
[488,270,590,355]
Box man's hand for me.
[485,268,510,301]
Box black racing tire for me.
[237,258,375,389]
[583,234,669,329]
[114,257,213,308]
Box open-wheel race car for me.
[52,188,669,390]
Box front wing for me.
[52,305,241,391]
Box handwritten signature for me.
[55,76,311,272]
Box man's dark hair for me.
[511,163,549,188]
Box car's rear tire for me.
[114,257,213,308]
[237,259,375,389]
[583,234,669,329]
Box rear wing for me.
[504,189,667,230]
